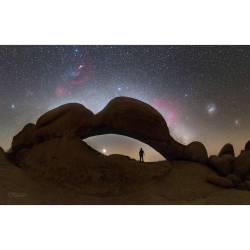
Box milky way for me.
[1,46,250,160]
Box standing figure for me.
[139,148,144,163]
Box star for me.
[234,119,240,127]
[11,104,16,109]
[207,103,217,115]
[102,148,107,154]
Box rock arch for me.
[11,97,208,163]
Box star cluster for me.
[1,46,250,159]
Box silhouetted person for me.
[139,148,144,163]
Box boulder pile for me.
[207,141,250,190]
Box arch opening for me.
[84,134,166,162]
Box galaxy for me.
[1,45,250,160]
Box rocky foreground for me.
[1,145,250,204]
[2,96,250,204]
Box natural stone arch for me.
[75,97,186,160]
[10,97,208,163]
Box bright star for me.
[11,104,15,109]
[234,119,240,127]
[207,103,217,115]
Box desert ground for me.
[1,148,250,204]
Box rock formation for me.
[237,181,250,191]
[5,97,250,203]
[13,135,172,195]
[218,143,235,157]
[184,141,208,164]
[245,141,250,151]
[11,97,250,194]
[205,145,250,190]
[207,175,234,188]
[10,97,207,163]
[226,174,241,186]
[0,147,4,154]
[12,123,36,151]
[208,154,234,177]
[233,151,250,178]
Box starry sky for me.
[1,45,250,161]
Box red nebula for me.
[55,85,69,97]
[69,54,93,86]
[150,97,178,125]
[70,74,91,86]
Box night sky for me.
[1,46,250,161]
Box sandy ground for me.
[1,151,250,204]
[0,151,80,204]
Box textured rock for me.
[244,173,250,181]
[233,151,250,178]
[0,147,5,162]
[245,141,250,152]
[11,104,93,152]
[227,174,242,186]
[86,97,189,161]
[184,141,208,164]
[17,136,171,195]
[88,97,170,141]
[207,176,234,188]
[35,103,94,142]
[208,154,234,177]
[12,123,36,151]
[218,143,235,157]
[237,181,250,191]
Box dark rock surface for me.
[233,151,250,178]
[14,136,172,196]
[245,141,250,152]
[218,143,235,157]
[12,123,36,151]
[3,147,250,204]
[207,176,234,188]
[184,141,208,164]
[35,103,94,142]
[208,154,234,177]
[237,181,250,191]
[0,147,4,154]
[226,174,242,186]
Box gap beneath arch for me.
[84,134,166,162]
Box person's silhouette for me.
[139,148,144,163]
